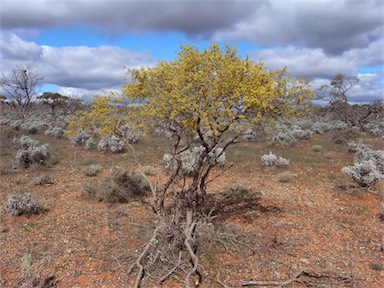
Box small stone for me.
[299,258,310,264]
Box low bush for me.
[342,141,384,188]
[342,160,382,188]
[70,129,92,146]
[13,135,50,169]
[84,168,150,203]
[261,152,290,168]
[118,124,142,144]
[82,164,102,177]
[162,146,225,175]
[44,127,65,138]
[5,192,47,216]
[278,171,295,183]
[33,175,53,186]
[97,135,125,153]
[227,183,251,196]
[312,145,322,152]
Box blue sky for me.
[1,0,383,103]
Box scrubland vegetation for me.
[1,44,383,287]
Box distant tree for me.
[0,64,44,119]
[317,74,383,129]
[0,95,6,104]
[62,94,84,115]
[37,92,69,115]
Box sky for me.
[0,0,383,104]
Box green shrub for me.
[33,175,53,186]
[82,164,102,177]
[312,145,322,152]
[228,183,251,196]
[84,168,151,203]
[278,171,295,183]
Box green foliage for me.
[278,171,295,183]
[33,175,53,186]
[84,168,150,203]
[82,164,102,177]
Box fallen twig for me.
[241,268,354,287]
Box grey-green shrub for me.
[82,164,102,177]
[162,146,225,175]
[44,127,64,138]
[97,135,125,153]
[342,142,384,187]
[20,122,39,134]
[342,160,382,188]
[5,193,46,216]
[14,135,50,168]
[70,129,92,146]
[261,152,290,168]
[85,137,96,150]
[118,124,142,144]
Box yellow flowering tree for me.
[123,43,312,214]
[121,43,313,286]
[66,43,313,286]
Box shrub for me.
[97,135,125,153]
[228,183,251,196]
[20,122,39,134]
[33,175,53,186]
[118,124,142,143]
[85,137,96,150]
[44,127,64,138]
[261,152,290,168]
[278,171,295,183]
[347,140,367,153]
[242,128,258,142]
[355,149,384,175]
[70,129,92,146]
[82,164,102,177]
[261,152,278,167]
[84,168,150,203]
[5,192,46,216]
[312,145,322,152]
[333,136,346,145]
[162,146,225,175]
[341,160,382,188]
[311,122,333,134]
[14,135,50,168]
[291,127,312,140]
[275,157,290,168]
[343,142,384,188]
[268,131,297,147]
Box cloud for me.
[0,32,154,96]
[251,37,384,79]
[4,0,381,55]
[215,0,383,55]
[1,0,263,39]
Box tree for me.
[67,43,314,286]
[37,92,69,116]
[0,64,44,119]
[317,74,383,129]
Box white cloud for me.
[0,32,155,97]
[251,37,383,79]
